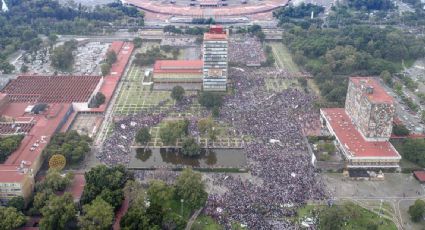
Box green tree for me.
[198,92,223,109]
[408,199,425,222]
[136,127,151,145]
[147,180,174,206]
[20,64,29,73]
[175,169,207,209]
[380,70,392,86]
[400,139,425,167]
[197,117,214,135]
[81,165,132,210]
[100,63,111,76]
[392,124,410,136]
[51,40,77,71]
[171,86,185,102]
[7,196,25,212]
[36,169,73,192]
[105,50,117,65]
[39,193,77,230]
[133,37,142,48]
[0,206,26,230]
[79,197,114,230]
[181,138,201,157]
[159,120,189,145]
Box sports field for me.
[269,42,300,73]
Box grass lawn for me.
[313,201,397,230]
[192,215,223,230]
[168,198,193,220]
[268,42,300,72]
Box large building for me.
[320,77,401,169]
[153,60,203,91]
[345,77,395,141]
[202,25,228,91]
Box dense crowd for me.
[228,36,266,66]
[97,97,195,166]
[203,67,329,228]
[98,66,329,228]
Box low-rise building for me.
[153,60,203,91]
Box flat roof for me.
[0,103,73,183]
[204,33,228,40]
[321,108,400,158]
[350,77,393,104]
[153,60,203,74]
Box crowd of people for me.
[98,65,329,228]
[203,67,329,228]
[96,97,195,166]
[228,36,266,66]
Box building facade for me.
[345,77,395,141]
[202,26,228,91]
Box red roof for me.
[1,75,101,103]
[321,108,400,158]
[0,103,73,183]
[89,41,134,113]
[153,60,203,74]
[204,32,228,41]
[414,171,425,182]
[350,77,393,104]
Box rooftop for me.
[414,171,425,182]
[153,60,203,74]
[204,33,228,41]
[0,103,73,183]
[1,75,102,103]
[350,77,393,104]
[321,108,400,158]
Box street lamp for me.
[180,199,184,217]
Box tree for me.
[380,70,392,86]
[408,199,425,222]
[51,40,77,71]
[20,64,28,73]
[198,92,223,109]
[175,169,207,209]
[181,138,201,157]
[136,127,151,145]
[79,197,114,230]
[7,196,25,212]
[147,180,174,208]
[171,86,185,102]
[81,165,132,210]
[197,117,214,135]
[39,193,77,230]
[133,37,142,48]
[159,120,189,145]
[105,50,117,65]
[36,169,73,192]
[49,154,66,170]
[100,63,111,76]
[0,206,26,230]
[392,124,410,136]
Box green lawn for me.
[299,202,398,230]
[192,215,223,230]
[268,42,300,72]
